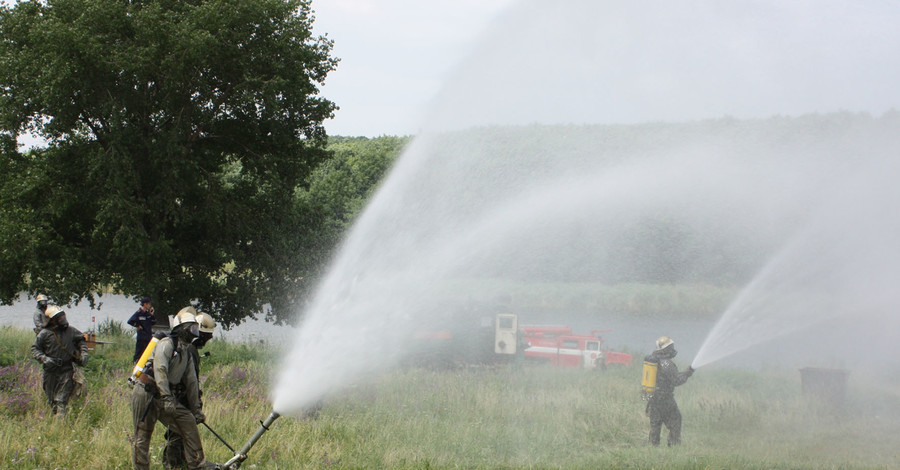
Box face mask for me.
[178,323,200,342]
[193,333,213,349]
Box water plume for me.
[273,0,900,414]
[693,155,900,367]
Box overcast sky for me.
[11,0,899,141]
[314,0,900,137]
[311,0,515,137]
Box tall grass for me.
[1,327,898,469]
[96,318,126,337]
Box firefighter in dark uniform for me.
[31,305,89,417]
[647,336,694,446]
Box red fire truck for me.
[408,314,632,369]
[521,325,633,369]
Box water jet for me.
[273,0,900,434]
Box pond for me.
[0,293,297,344]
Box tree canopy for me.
[301,136,408,236]
[0,0,338,326]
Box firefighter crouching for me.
[31,305,89,417]
[131,308,218,470]
[645,336,694,446]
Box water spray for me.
[221,411,280,469]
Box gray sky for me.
[11,0,899,141]
[314,0,900,137]
[311,0,515,137]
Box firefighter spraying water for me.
[641,336,695,446]
[130,308,219,470]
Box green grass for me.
[1,327,898,469]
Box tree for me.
[0,0,338,326]
[308,136,408,233]
[287,136,408,284]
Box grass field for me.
[1,325,898,469]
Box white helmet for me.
[195,312,216,334]
[44,305,65,319]
[656,336,675,351]
[172,306,198,328]
[36,294,49,302]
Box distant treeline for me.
[322,111,900,294]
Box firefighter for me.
[131,308,217,470]
[31,305,89,417]
[32,294,49,334]
[646,336,694,446]
[163,310,216,470]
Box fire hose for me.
[202,422,236,453]
[221,411,281,470]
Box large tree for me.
[0,0,338,325]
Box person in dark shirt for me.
[647,336,694,446]
[127,297,157,363]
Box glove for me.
[80,354,89,366]
[42,356,58,366]
[162,397,177,415]
[194,411,206,424]
[686,366,695,377]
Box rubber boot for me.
[55,402,67,420]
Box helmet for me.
[172,306,198,328]
[656,336,675,351]
[195,313,216,334]
[36,294,49,302]
[44,305,65,319]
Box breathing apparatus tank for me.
[128,332,166,385]
[641,354,659,399]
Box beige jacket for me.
[152,336,201,415]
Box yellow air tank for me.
[641,355,658,398]
[128,336,161,384]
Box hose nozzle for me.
[221,411,280,469]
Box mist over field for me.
[273,0,900,424]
